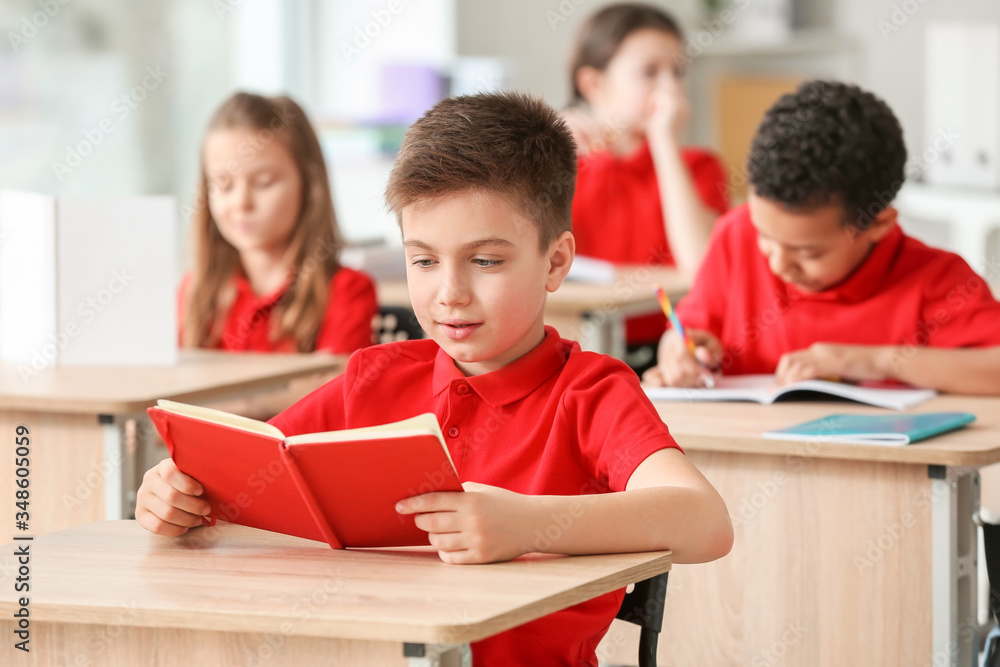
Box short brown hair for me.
[385,91,576,251]
[569,3,683,105]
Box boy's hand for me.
[135,458,211,537]
[776,343,892,385]
[643,328,723,388]
[396,482,537,564]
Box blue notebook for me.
[763,412,976,446]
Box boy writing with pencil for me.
[644,80,1000,392]
[135,92,733,666]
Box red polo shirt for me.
[269,326,681,667]
[178,266,377,354]
[676,204,1000,375]
[571,142,729,344]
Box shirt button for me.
[447,426,460,438]
[456,383,470,395]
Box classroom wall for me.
[830,0,1000,172]
[456,0,1000,161]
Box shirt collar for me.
[431,326,571,407]
[781,224,905,304]
[231,273,291,310]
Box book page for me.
[763,431,911,446]
[775,380,936,411]
[644,374,774,403]
[644,374,935,410]
[285,413,457,471]
[156,399,284,439]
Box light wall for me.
[456,0,1000,161]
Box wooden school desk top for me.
[0,350,345,415]
[654,394,1000,467]
[0,521,672,645]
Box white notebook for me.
[643,374,936,411]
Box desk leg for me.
[580,313,625,359]
[930,466,980,667]
[99,414,140,521]
[403,643,472,666]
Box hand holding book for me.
[143,400,463,549]
[136,458,213,537]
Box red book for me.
[147,400,462,549]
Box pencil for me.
[654,286,695,355]
[654,285,715,388]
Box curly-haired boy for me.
[644,80,1000,392]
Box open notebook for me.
[147,400,462,549]
[643,374,936,411]
[763,412,976,446]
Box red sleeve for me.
[314,267,378,354]
[674,208,741,336]
[562,357,682,492]
[682,148,729,216]
[267,350,359,434]
[921,256,1000,348]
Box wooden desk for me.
[599,396,999,667]
[0,521,671,666]
[0,351,344,536]
[377,265,690,358]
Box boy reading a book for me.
[643,80,1000,392]
[135,91,733,666]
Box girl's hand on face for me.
[647,76,690,145]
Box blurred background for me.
[1,0,999,274]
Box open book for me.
[146,400,462,549]
[643,374,936,411]
[763,412,976,446]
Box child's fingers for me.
[775,354,816,385]
[135,510,191,537]
[141,494,208,531]
[142,465,211,517]
[427,531,465,552]
[156,458,204,496]
[694,346,717,368]
[437,549,473,565]
[658,355,704,388]
[690,330,723,358]
[641,365,666,387]
[396,491,461,515]
[413,511,461,534]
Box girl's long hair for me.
[181,92,342,352]
[568,3,683,106]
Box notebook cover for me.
[763,412,976,445]
[147,407,325,542]
[286,433,463,548]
